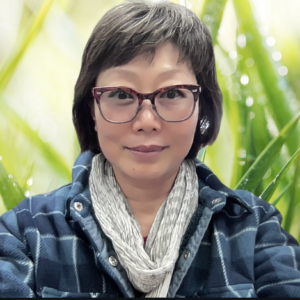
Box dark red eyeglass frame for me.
[91,84,201,124]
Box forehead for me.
[96,43,196,87]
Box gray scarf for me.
[89,153,198,297]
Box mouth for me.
[126,145,167,152]
[125,145,167,159]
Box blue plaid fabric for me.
[1,150,300,297]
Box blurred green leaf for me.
[235,112,300,192]
[232,8,294,198]
[0,161,24,210]
[200,0,227,45]
[197,147,207,162]
[0,102,71,181]
[20,161,35,192]
[232,0,299,156]
[284,140,300,232]
[214,45,244,188]
[271,181,292,207]
[242,111,254,173]
[0,0,55,95]
[260,148,300,202]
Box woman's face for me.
[94,42,199,186]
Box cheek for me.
[169,107,198,152]
[95,116,128,154]
[96,122,119,143]
[176,104,198,138]
[94,104,116,140]
[174,122,196,145]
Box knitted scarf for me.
[89,153,198,297]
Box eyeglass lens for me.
[98,87,195,122]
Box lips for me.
[127,145,166,152]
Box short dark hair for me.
[72,0,222,160]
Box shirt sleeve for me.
[254,200,300,297]
[0,208,36,297]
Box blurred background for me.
[0,0,300,238]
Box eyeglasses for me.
[92,84,201,124]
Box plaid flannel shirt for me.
[1,150,300,297]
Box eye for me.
[108,89,134,99]
[159,89,185,99]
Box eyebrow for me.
[108,68,187,78]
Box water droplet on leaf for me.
[272,51,282,61]
[246,97,254,107]
[245,58,254,68]
[266,37,276,46]
[240,74,249,85]
[229,51,237,59]
[27,177,33,186]
[278,66,288,76]
[237,34,246,48]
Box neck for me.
[113,170,178,237]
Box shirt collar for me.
[194,157,253,213]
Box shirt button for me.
[109,256,118,267]
[212,197,222,204]
[183,250,190,260]
[74,202,83,211]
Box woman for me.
[1,0,300,298]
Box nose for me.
[136,99,158,119]
[132,99,161,131]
